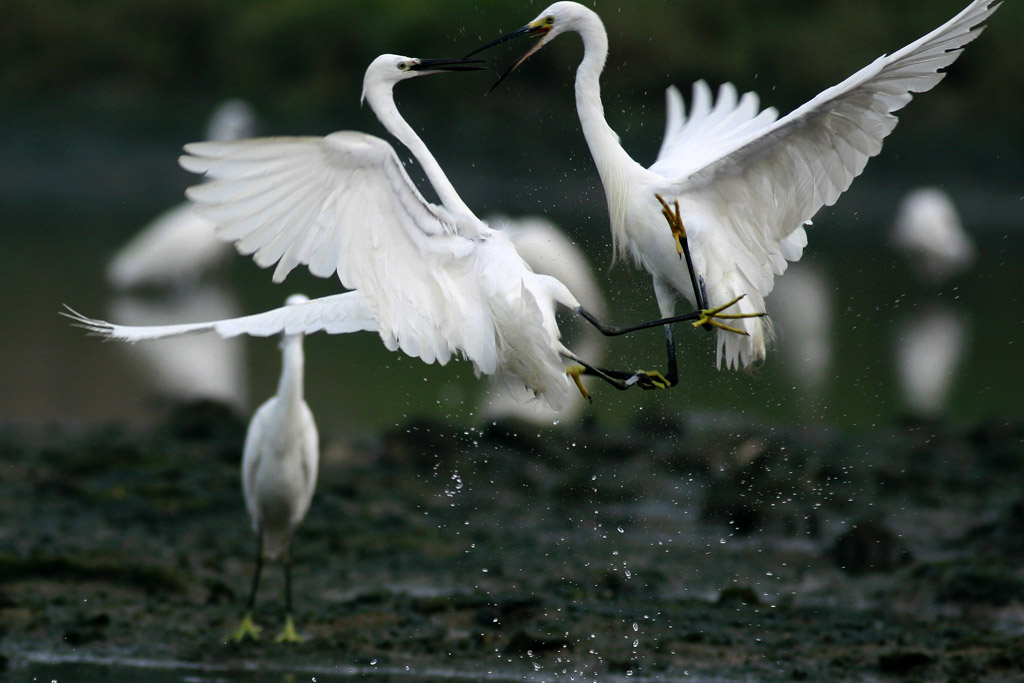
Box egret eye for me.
[544,16,554,25]
[397,61,409,71]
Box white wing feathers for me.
[181,132,493,368]
[676,0,997,252]
[62,291,377,343]
[653,80,779,180]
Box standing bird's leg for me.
[229,535,264,643]
[275,543,303,643]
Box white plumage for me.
[68,55,648,412]
[478,0,999,370]
[480,214,607,423]
[243,294,319,563]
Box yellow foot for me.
[228,611,261,643]
[655,193,686,259]
[275,615,304,644]
[630,370,673,390]
[566,364,592,402]
[693,294,765,335]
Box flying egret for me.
[66,56,743,410]
[231,293,319,644]
[480,214,608,424]
[106,99,257,290]
[470,0,1000,381]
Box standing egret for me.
[232,293,319,644]
[470,0,1000,380]
[106,99,257,290]
[66,56,743,409]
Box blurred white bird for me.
[471,0,999,379]
[230,294,319,644]
[892,187,976,284]
[480,214,608,424]
[109,284,249,409]
[769,262,833,400]
[106,99,257,290]
[68,56,730,410]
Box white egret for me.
[480,214,608,424]
[893,187,976,285]
[67,56,740,409]
[231,293,319,644]
[106,99,257,290]
[470,0,1000,380]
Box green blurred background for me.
[2,0,1021,432]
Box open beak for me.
[465,24,553,93]
[409,58,487,74]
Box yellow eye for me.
[544,16,555,25]
[397,61,409,71]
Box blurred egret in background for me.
[893,187,977,285]
[231,294,318,644]
[471,0,1000,380]
[107,99,257,290]
[104,100,257,410]
[891,187,975,416]
[769,263,834,403]
[67,55,738,410]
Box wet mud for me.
[2,401,1024,681]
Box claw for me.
[229,611,261,643]
[275,616,304,644]
[566,364,592,402]
[655,193,685,259]
[693,294,765,335]
[632,369,673,390]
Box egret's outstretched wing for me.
[62,291,377,343]
[652,80,779,180]
[181,133,494,367]
[669,0,997,296]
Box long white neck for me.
[277,334,305,413]
[571,9,642,190]
[364,83,475,219]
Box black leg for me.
[246,534,264,613]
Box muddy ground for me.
[2,401,1024,681]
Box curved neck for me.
[277,334,305,411]
[364,83,474,218]
[572,11,639,184]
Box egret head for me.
[467,1,596,92]
[362,55,484,103]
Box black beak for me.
[409,58,486,73]
[465,25,551,94]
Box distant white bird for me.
[230,294,319,644]
[769,262,833,399]
[106,99,257,290]
[481,214,608,423]
[893,187,976,284]
[471,0,999,378]
[68,56,730,409]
